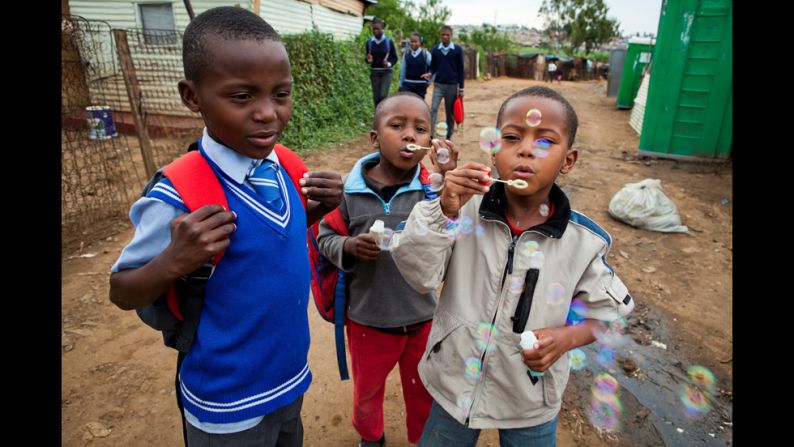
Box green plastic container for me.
[616,37,655,109]
[639,0,732,160]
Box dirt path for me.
[62,78,732,446]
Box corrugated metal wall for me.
[317,0,364,16]
[69,1,246,115]
[68,0,363,39]
[68,1,363,115]
[629,73,650,135]
[68,1,251,30]
[262,0,362,39]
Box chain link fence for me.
[61,16,145,248]
[62,16,205,249]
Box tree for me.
[466,24,511,53]
[366,0,414,42]
[413,0,452,48]
[540,0,620,54]
[366,0,451,47]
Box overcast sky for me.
[444,0,663,36]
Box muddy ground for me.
[62,78,732,446]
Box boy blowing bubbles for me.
[392,86,629,444]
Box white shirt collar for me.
[200,128,280,185]
[410,47,422,57]
[371,34,386,44]
[439,42,455,51]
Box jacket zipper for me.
[465,221,514,426]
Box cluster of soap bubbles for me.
[479,127,503,155]
[429,172,444,193]
[476,322,498,352]
[592,315,629,349]
[531,138,552,158]
[464,356,483,380]
[588,373,623,432]
[508,275,525,295]
[546,282,566,306]
[569,348,587,371]
[525,108,542,127]
[520,240,540,257]
[435,121,448,138]
[445,216,485,242]
[565,298,587,326]
[436,145,451,164]
[680,365,716,419]
[597,346,617,369]
[476,108,546,161]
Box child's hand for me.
[429,138,459,174]
[520,327,571,373]
[165,204,237,276]
[366,53,374,63]
[300,171,343,210]
[343,234,380,262]
[421,73,431,80]
[439,162,490,218]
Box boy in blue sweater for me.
[109,7,343,446]
[399,32,432,100]
[422,25,465,140]
[366,18,399,107]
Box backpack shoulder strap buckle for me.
[182,262,214,287]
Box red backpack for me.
[307,163,439,380]
[136,144,309,353]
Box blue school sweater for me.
[430,42,465,89]
[402,49,431,83]
[148,146,312,424]
[366,35,398,70]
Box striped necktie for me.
[247,160,284,211]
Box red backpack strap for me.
[417,163,441,200]
[161,151,228,320]
[162,151,228,263]
[321,208,349,236]
[273,144,308,208]
[418,162,432,186]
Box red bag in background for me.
[453,96,464,124]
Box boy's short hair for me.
[441,25,453,33]
[496,86,579,148]
[372,91,427,130]
[410,32,422,40]
[183,6,282,82]
[372,18,386,28]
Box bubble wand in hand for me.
[405,144,431,152]
[488,177,529,189]
[406,141,451,164]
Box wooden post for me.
[182,0,196,20]
[113,29,157,178]
[252,0,261,16]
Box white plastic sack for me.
[608,179,688,233]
